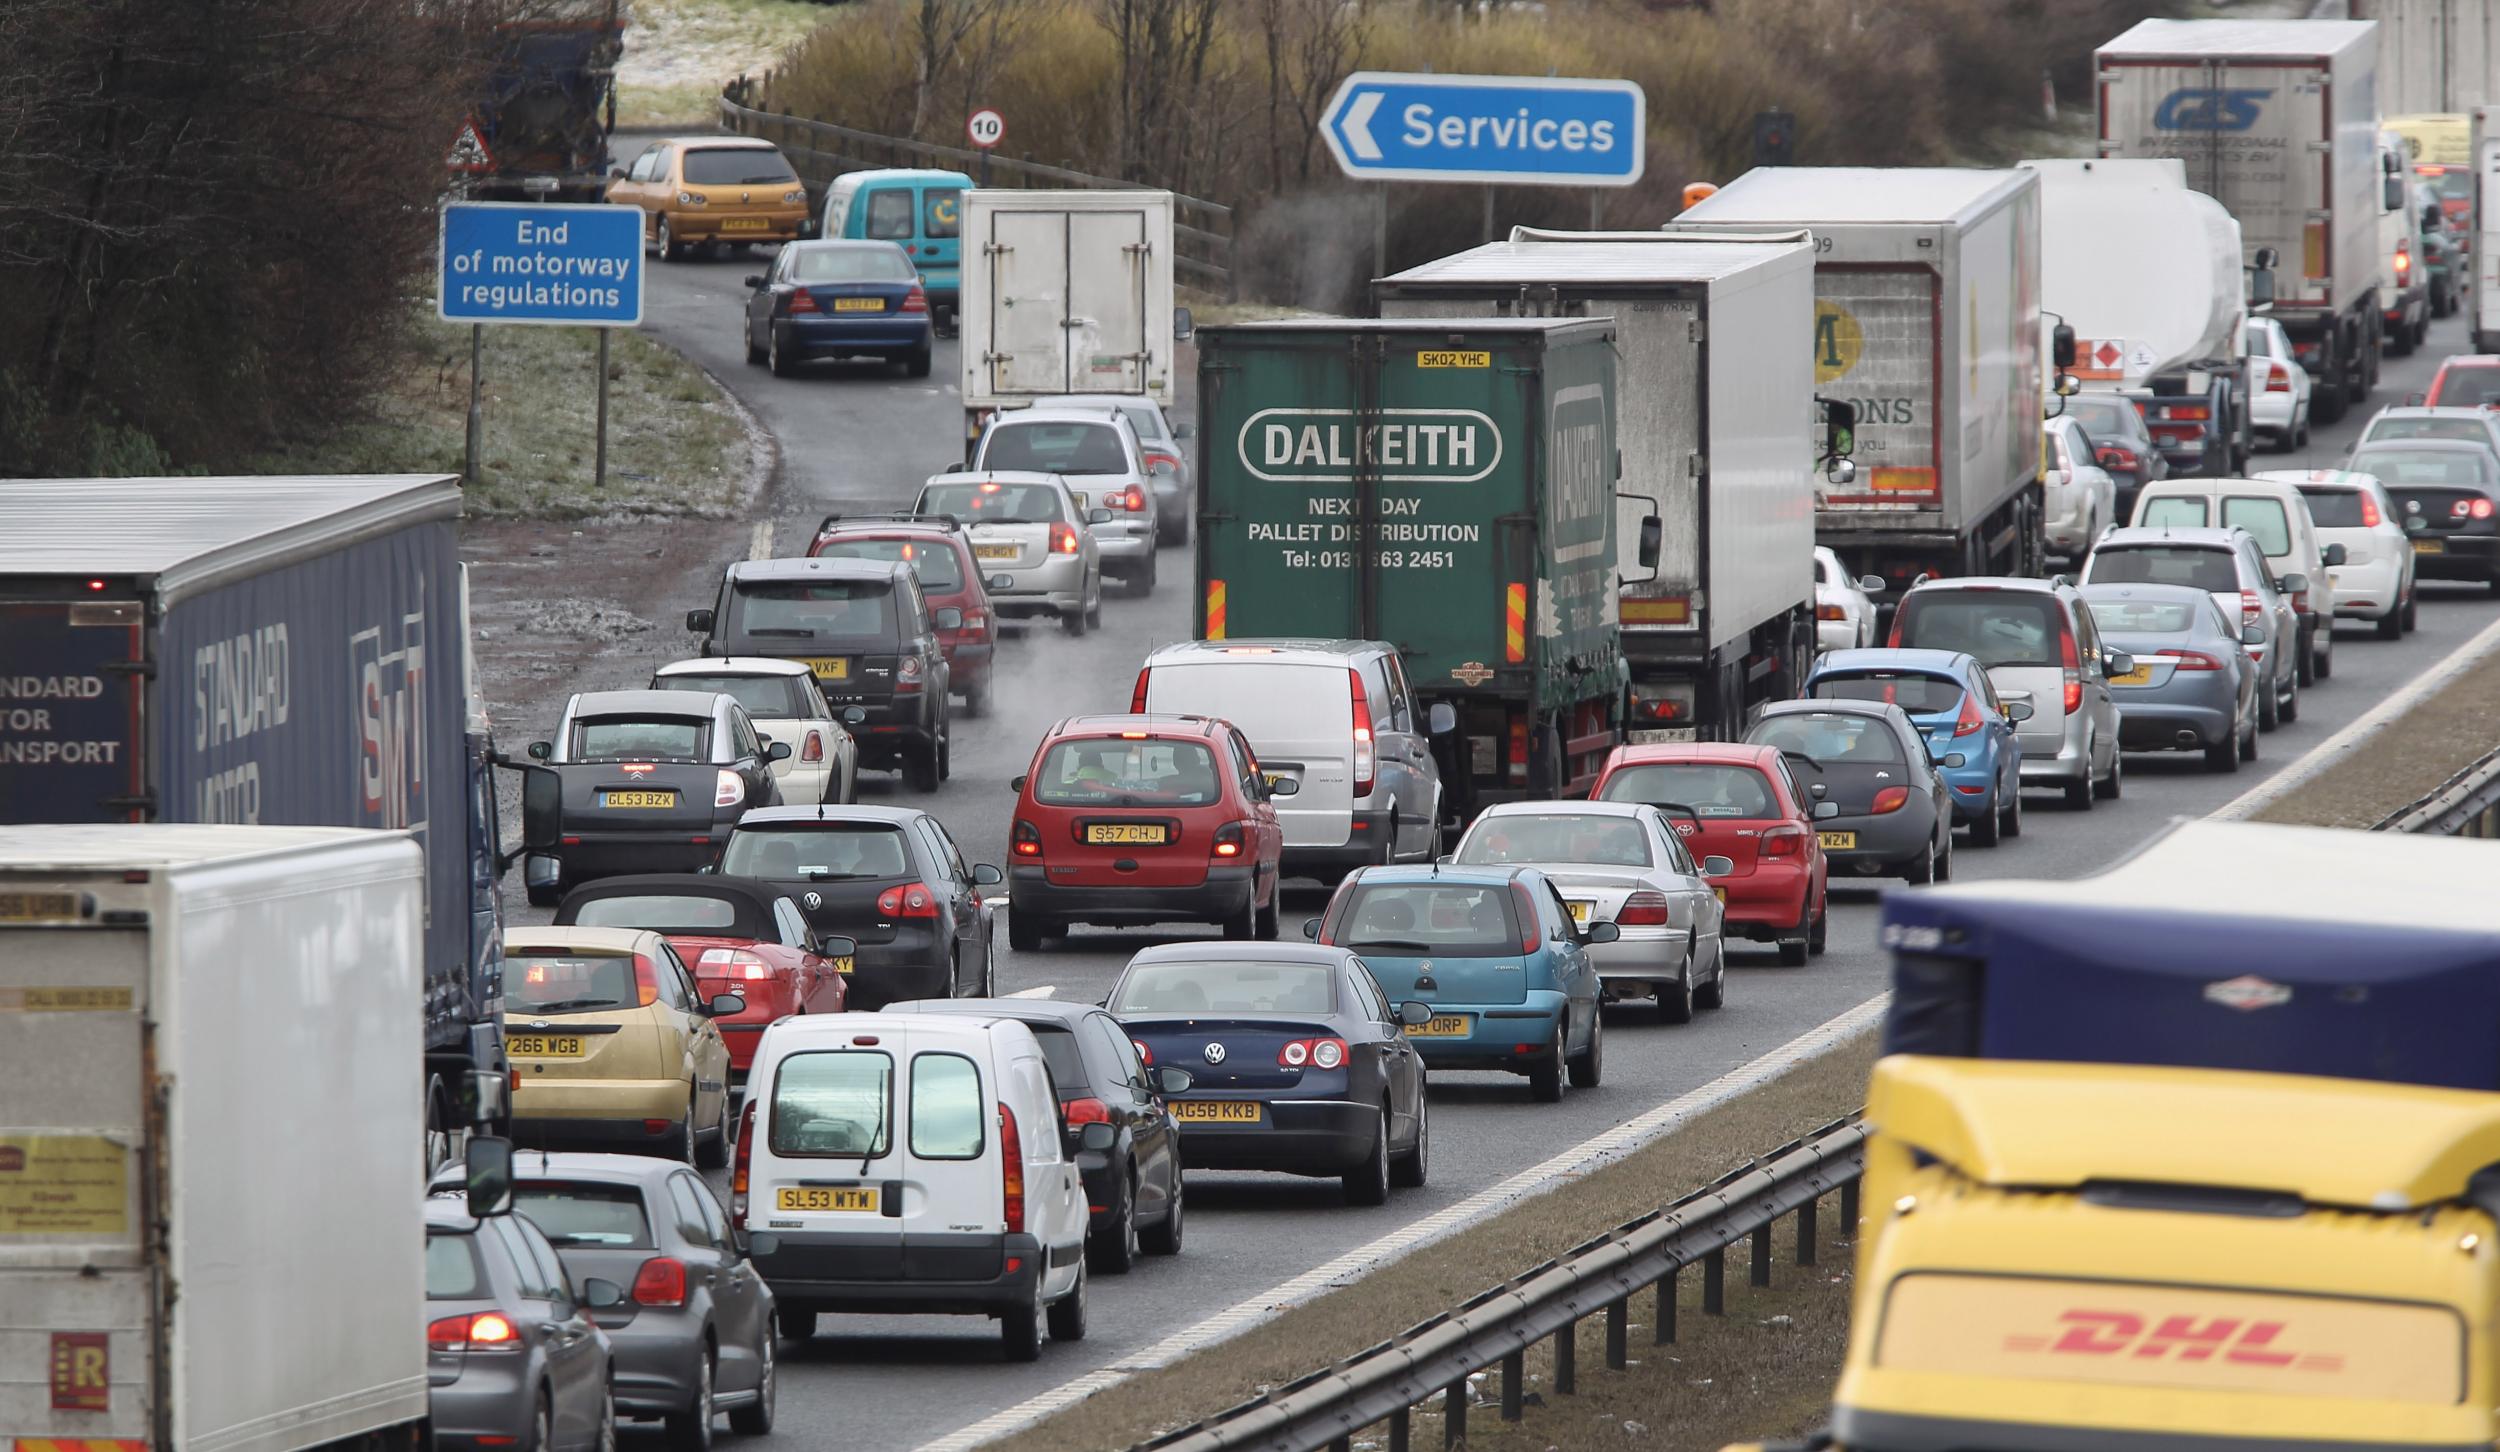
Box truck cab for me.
[2380,130,2432,358]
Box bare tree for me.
[905,0,1017,137]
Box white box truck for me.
[0,824,430,1451]
[958,188,1179,447]
[2097,19,2384,423]
[2474,105,2500,352]
[2021,158,2255,476]
[1672,167,2047,610]
[2351,0,2500,115]
[1374,230,1827,742]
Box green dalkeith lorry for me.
[1193,318,1653,822]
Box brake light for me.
[877,883,940,918]
[2397,241,2413,280]
[2266,363,2293,394]
[802,730,825,762]
[1211,822,1245,859]
[1953,691,1986,738]
[631,1256,689,1308]
[1760,823,1806,859]
[1063,1096,1112,1126]
[1051,523,1080,555]
[1131,1039,1153,1065]
[428,1311,521,1352]
[1872,786,1910,814]
[2167,651,2225,671]
[1509,880,1542,953]
[732,1099,756,1216]
[1012,819,1042,858]
[1617,890,1671,927]
[1130,667,1151,713]
[2478,498,2497,521]
[1508,715,1530,782]
[2097,445,2139,471]
[2286,585,2308,615]
[1110,485,1145,511]
[2240,589,2263,626]
[715,769,744,808]
[2166,403,2211,422]
[902,284,928,313]
[786,289,819,315]
[1816,602,1847,621]
[698,948,775,982]
[897,654,924,692]
[1348,668,1375,798]
[2360,492,2383,527]
[999,1102,1025,1234]
[1278,1038,1348,1069]
[2059,624,2082,715]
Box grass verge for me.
[615,0,826,127]
[2250,621,2500,829]
[251,304,756,520]
[1010,1027,1881,1452]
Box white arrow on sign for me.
[1341,91,1384,161]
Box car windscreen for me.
[1891,592,2065,668]
[1748,712,1907,766]
[513,1182,656,1248]
[683,147,798,185]
[815,537,965,592]
[2429,367,2500,407]
[571,715,708,761]
[1112,960,1339,1014]
[2062,396,2143,441]
[569,894,745,935]
[505,951,641,1015]
[1142,660,1350,740]
[2295,488,2369,528]
[2367,416,2491,445]
[1596,763,1775,818]
[789,245,916,284]
[425,1231,485,1299]
[1033,739,1223,807]
[1810,671,1965,714]
[2139,495,2209,528]
[2085,598,2197,634]
[655,673,810,720]
[720,824,912,881]
[1118,404,1166,443]
[729,580,895,641]
[2221,497,2292,556]
[919,480,1065,524]
[2088,546,2239,593]
[981,420,1129,475]
[2353,446,2500,485]
[1330,882,1522,958]
[1458,813,1651,868]
[770,1051,892,1158]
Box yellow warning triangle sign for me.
[447,117,496,174]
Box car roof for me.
[2077,581,2222,606]
[1475,799,1653,821]
[2354,437,2498,454]
[2095,524,2247,549]
[763,1009,1028,1047]
[1123,941,1361,967]
[783,239,911,254]
[558,873,792,914]
[1903,574,2064,595]
[1602,741,1789,769]
[1346,863,1525,887]
[834,167,973,187]
[654,656,814,679]
[1145,638,1382,664]
[884,996,1101,1026]
[504,925,660,955]
[1812,647,1975,676]
[2370,406,2491,419]
[2139,475,2303,494]
[924,470,1072,490]
[2254,469,2385,490]
[735,803,928,827]
[667,136,780,151]
[1755,697,1914,726]
[1049,712,1221,738]
[570,688,720,719]
[994,408,1129,427]
[726,556,910,584]
[500,1150,679,1187]
[1051,394,1165,412]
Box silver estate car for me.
[1888,577,2128,809]
[970,407,1162,591]
[2079,581,2262,772]
[915,470,1105,635]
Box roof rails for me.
[816,511,965,535]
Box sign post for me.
[968,107,1005,188]
[438,200,644,491]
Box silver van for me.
[1134,639,1454,878]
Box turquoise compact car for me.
[820,168,973,334]
[1305,864,1610,1102]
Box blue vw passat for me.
[1805,648,2027,846]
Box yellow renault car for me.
[504,926,740,1165]
[605,135,811,260]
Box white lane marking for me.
[2215,608,2500,821]
[1002,986,1056,1000]
[749,520,775,560]
[915,995,1890,1451]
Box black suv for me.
[687,557,954,789]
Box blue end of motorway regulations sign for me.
[1321,73,1646,188]
[438,201,645,327]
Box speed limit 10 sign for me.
[967,109,1005,149]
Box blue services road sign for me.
[1321,72,1645,188]
[438,201,644,327]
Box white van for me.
[736,1012,1099,1360]
[2129,476,2343,684]
[1132,639,1455,878]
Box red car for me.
[1588,742,1828,966]
[1007,713,1289,950]
[810,512,999,716]
[552,873,851,1078]
[2424,356,2500,408]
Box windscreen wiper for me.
[516,997,621,1013]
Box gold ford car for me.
[504,926,741,1165]
[606,136,811,260]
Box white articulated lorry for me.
[2350,0,2500,115]
[2097,19,2383,424]
[2021,157,2254,476]
[0,824,431,1452]
[1373,230,1830,742]
[1672,167,2047,613]
[958,188,1179,447]
[2473,105,2500,353]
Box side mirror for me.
[2277,572,2310,596]
[2054,372,2082,398]
[520,765,563,853]
[582,1277,628,1310]
[2323,543,2348,567]
[1173,305,1194,341]
[1010,774,1028,792]
[1149,458,1177,476]
[2103,650,2135,677]
[2242,622,2267,646]
[464,1135,514,1219]
[1933,751,1967,769]
[1088,507,1115,524]
[1154,1065,1195,1095]
[1638,514,1663,572]
[527,740,553,761]
[1813,800,1841,820]
[1427,701,1458,735]
[610,164,628,180]
[1267,776,1301,797]
[1857,574,1885,594]
[767,740,793,762]
[2387,173,2408,212]
[952,461,972,473]
[1172,420,1195,439]
[685,607,715,634]
[1398,1000,1434,1027]
[1700,854,1734,877]
[972,863,1004,885]
[2051,321,2077,370]
[1301,918,1322,939]
[812,932,858,958]
[1077,1121,1117,1152]
[988,573,1015,591]
[745,275,766,289]
[706,993,746,1017]
[2004,700,2034,722]
[842,706,868,726]
[934,606,964,630]
[1585,920,1622,944]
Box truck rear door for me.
[0,900,155,1444]
[981,207,1150,397]
[0,601,147,823]
[1816,269,1943,509]
[2101,59,2329,307]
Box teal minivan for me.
[821,168,974,334]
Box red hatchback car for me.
[810,512,998,716]
[2424,356,2500,408]
[552,873,852,1079]
[1589,743,1828,966]
[1007,713,1290,950]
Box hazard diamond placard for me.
[446,117,495,174]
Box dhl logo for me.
[2005,1311,2343,1373]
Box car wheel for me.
[728,1334,775,1435]
[1390,1094,1429,1188]
[1060,602,1088,637]
[2204,728,2241,773]
[1137,546,1158,593]
[1088,1170,1140,1275]
[1141,1168,1185,1254]
[2404,588,2419,631]
[743,316,766,367]
[1528,1025,1567,1102]
[2094,744,2121,800]
[2378,603,2404,640]
[1253,878,1279,940]
[937,715,952,782]
[1660,951,1698,1021]
[1934,829,1954,880]
[1008,911,1043,953]
[1969,787,2002,847]
[2259,669,2282,731]
[525,1393,553,1452]
[1777,902,1810,967]
[1568,1009,1604,1088]
[2295,627,2317,686]
[2241,710,2260,761]
[697,1092,730,1168]
[1343,1104,1393,1204]
[1046,1260,1088,1343]
[960,679,988,718]
[1221,888,1257,941]
[1998,778,2022,838]
[1002,1288,1043,1362]
[1903,837,1936,884]
[1808,897,1829,954]
[775,1305,816,1344]
[2315,631,2333,680]
[768,325,796,379]
[658,214,679,262]
[1086,583,1103,629]
[2062,766,2094,810]
[2295,409,2310,448]
[906,737,941,793]
[662,1348,714,1452]
[597,1384,618,1452]
[1695,944,1728,1008]
[2280,672,2301,724]
[674,1098,699,1164]
[906,346,933,379]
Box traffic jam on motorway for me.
[11,9,2500,1452]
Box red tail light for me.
[2477,498,2497,521]
[1760,823,1806,859]
[1816,602,1847,621]
[732,1099,756,1216]
[428,1311,521,1352]
[2059,624,2083,715]
[1508,715,1530,782]
[1062,1096,1112,1126]
[1617,890,1672,927]
[1953,690,1987,737]
[1051,523,1080,555]
[1130,667,1151,713]
[2396,242,2413,280]
[2266,363,2293,394]
[786,289,819,315]
[1130,1039,1153,1065]
[1348,668,1376,798]
[2286,585,2308,615]
[901,284,929,313]
[697,947,775,982]
[999,1102,1025,1233]
[1872,786,1911,814]
[2097,446,2139,471]
[877,883,940,918]
[1509,880,1542,953]
[1278,1038,1348,1069]
[2167,650,2225,671]
[2240,589,2264,626]
[896,654,924,693]
[631,1256,689,1308]
[1210,822,1245,859]
[1012,820,1041,858]
[2360,492,2383,527]
[1111,485,1145,511]
[2166,403,2211,422]
[1142,448,1182,474]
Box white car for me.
[650,656,859,804]
[2352,405,2500,457]
[971,407,1161,592]
[1813,546,1881,654]
[2246,316,2312,451]
[2258,469,2417,639]
[2042,414,2118,562]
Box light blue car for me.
[1304,864,1610,1103]
[1804,648,2028,846]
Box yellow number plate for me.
[2110,666,2153,686]
[832,297,884,312]
[720,217,770,232]
[803,657,850,680]
[1819,831,1857,850]
[776,1185,880,1212]
[0,891,78,923]
[975,544,1019,560]
[601,790,677,809]
[831,956,855,975]
[1404,1014,1471,1038]
[1713,887,1726,902]
[1171,1100,1264,1123]
[2415,538,2445,554]
[1086,823,1169,845]
[509,1035,584,1057]
[1566,900,1592,924]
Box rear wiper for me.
[1347,937,1434,952]
[805,870,886,881]
[742,627,816,637]
[515,997,620,1013]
